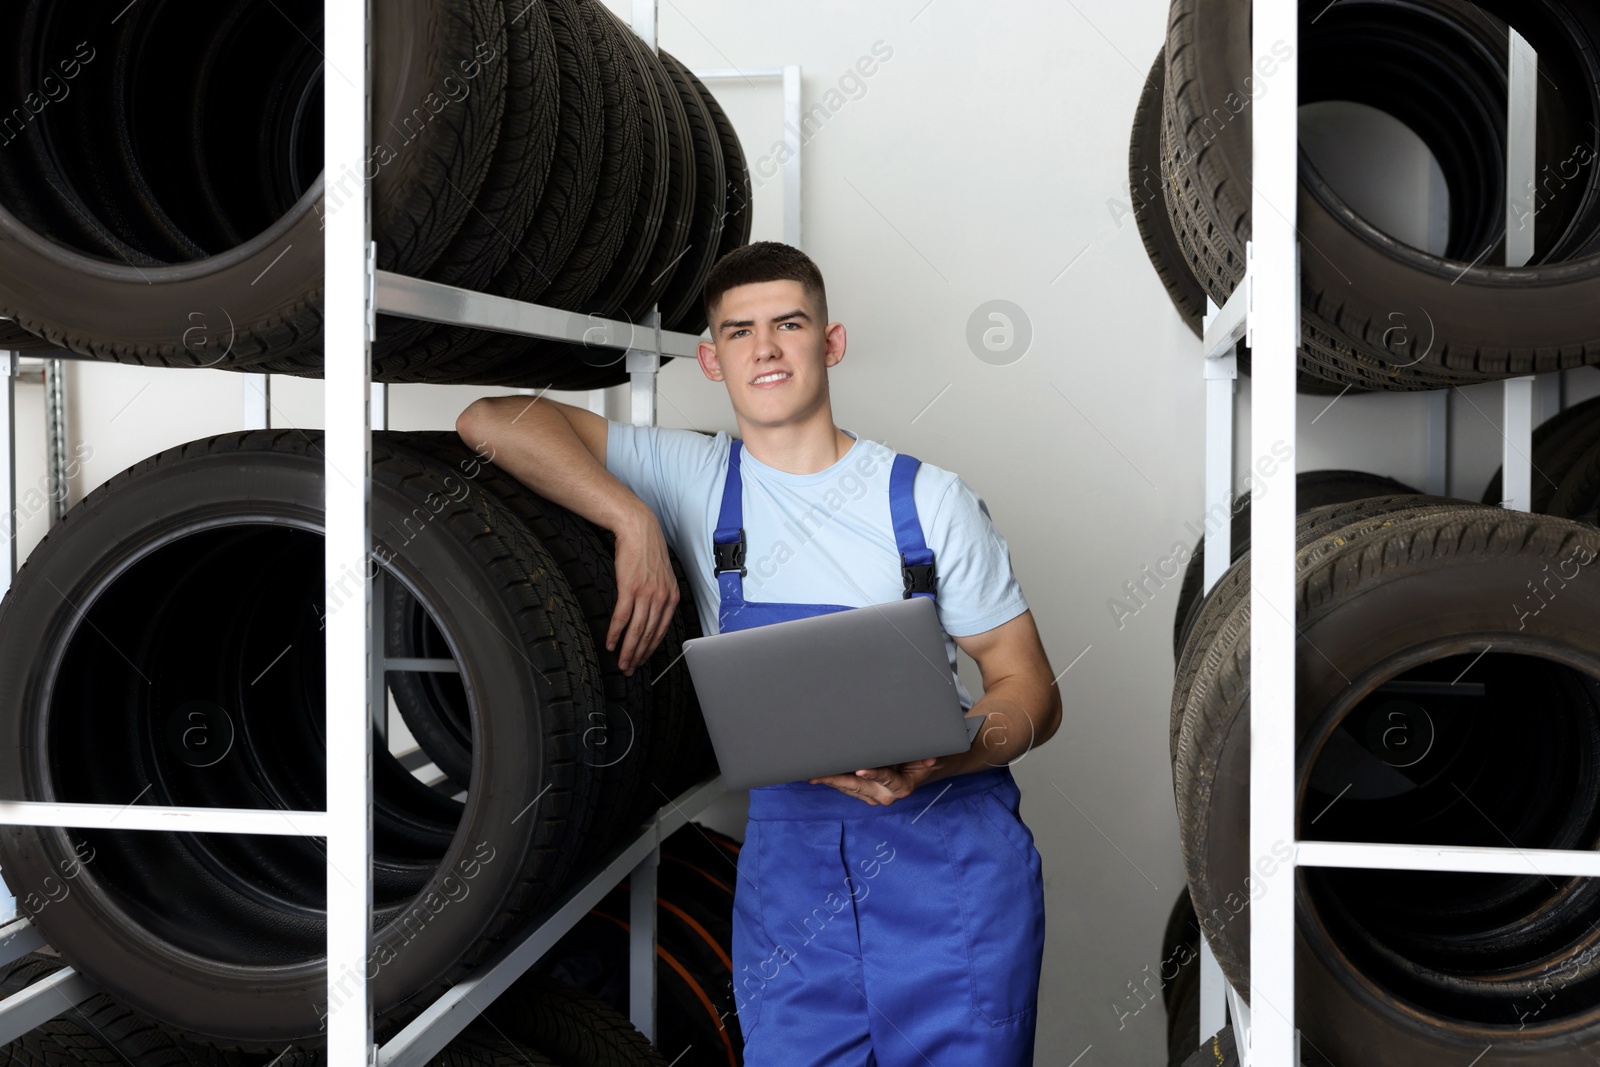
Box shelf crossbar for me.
[0,802,328,836]
[0,964,95,1045]
[1297,840,1600,878]
[372,272,704,358]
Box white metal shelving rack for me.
[0,2,807,1062]
[1190,8,1595,1066]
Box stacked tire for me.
[0,430,715,1051]
[0,0,751,388]
[1169,491,1600,1064]
[1133,0,1600,391]
[534,824,745,1067]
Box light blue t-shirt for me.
[604,421,1030,710]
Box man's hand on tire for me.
[607,504,680,677]
[809,758,938,806]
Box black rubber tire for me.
[436,1023,558,1066]
[655,550,718,797]
[375,0,607,388]
[1181,1025,1239,1067]
[674,63,752,337]
[531,0,644,313]
[0,951,316,1066]
[1164,0,1600,390]
[1170,470,1423,660]
[1174,505,1600,1063]
[616,43,697,324]
[659,832,737,917]
[1161,0,1514,392]
[463,7,685,391]
[538,885,741,1067]
[1159,887,1209,1067]
[460,1,660,391]
[371,0,563,378]
[0,320,52,350]
[1131,48,1205,338]
[485,977,668,1066]
[1169,492,1472,767]
[584,6,673,318]
[1546,430,1600,523]
[0,430,603,1044]
[0,0,506,372]
[384,430,661,868]
[386,576,476,790]
[654,53,726,336]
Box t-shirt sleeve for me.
[926,474,1030,637]
[604,419,718,547]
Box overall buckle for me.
[901,556,936,596]
[714,529,748,576]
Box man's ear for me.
[823,321,847,368]
[697,339,723,381]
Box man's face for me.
[697,279,845,427]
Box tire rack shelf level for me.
[1193,10,1568,1066]
[0,6,813,1066]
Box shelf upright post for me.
[626,310,662,427]
[324,0,377,1058]
[1197,294,1238,1046]
[1249,0,1300,1060]
[783,65,801,246]
[627,0,663,1041]
[0,351,15,591]
[1503,28,1538,511]
[1424,391,1448,496]
[0,350,10,924]
[243,374,271,430]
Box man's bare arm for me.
[455,395,679,678]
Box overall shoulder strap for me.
[713,439,746,576]
[889,453,936,600]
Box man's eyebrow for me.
[717,309,812,333]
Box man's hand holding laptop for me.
[807,757,938,805]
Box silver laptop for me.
[681,595,982,790]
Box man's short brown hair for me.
[702,241,829,331]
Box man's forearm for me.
[926,679,1059,783]
[456,396,648,535]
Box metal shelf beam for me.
[373,272,705,357]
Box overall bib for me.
[716,440,1046,1066]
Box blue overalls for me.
[715,439,1046,1066]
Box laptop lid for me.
[681,595,974,790]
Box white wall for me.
[20,2,1599,1063]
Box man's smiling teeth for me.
[753,372,790,384]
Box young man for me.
[456,241,1060,1065]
